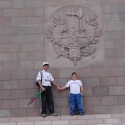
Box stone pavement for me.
[0,114,125,125]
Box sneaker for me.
[50,113,58,116]
[42,114,46,117]
[70,113,74,116]
[80,113,84,116]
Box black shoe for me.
[42,114,46,117]
[70,113,74,116]
[50,113,58,116]
[80,113,84,116]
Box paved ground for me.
[0,114,125,125]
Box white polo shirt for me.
[66,80,82,94]
[37,70,54,86]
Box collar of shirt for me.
[42,69,49,73]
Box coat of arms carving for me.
[45,6,102,66]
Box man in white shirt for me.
[37,62,60,117]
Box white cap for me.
[43,62,49,66]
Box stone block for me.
[88,0,102,4]
[103,14,120,22]
[11,71,27,80]
[11,90,26,99]
[3,26,18,35]
[10,53,26,61]
[0,62,2,70]
[0,35,10,43]
[84,87,92,96]
[26,108,40,117]
[84,106,94,114]
[102,0,118,5]
[17,122,34,125]
[3,62,18,70]
[103,5,112,13]
[2,44,18,52]
[43,115,60,120]
[44,0,57,6]
[58,0,73,5]
[75,68,91,78]
[11,0,26,8]
[19,61,34,70]
[18,44,34,52]
[26,89,39,98]
[83,78,100,86]
[11,17,26,26]
[102,96,118,105]
[35,61,44,69]
[59,89,70,98]
[19,80,34,89]
[95,114,111,118]
[2,100,18,109]
[108,67,124,76]
[18,8,35,17]
[34,8,44,16]
[0,9,3,17]
[0,71,10,80]
[85,97,101,106]
[27,17,43,25]
[10,109,26,117]
[0,18,11,26]
[0,81,2,89]
[92,87,109,96]
[104,118,121,124]
[109,86,125,95]
[0,1,11,8]
[87,118,104,124]
[92,68,107,77]
[27,52,44,61]
[115,58,125,67]
[111,105,125,114]
[0,53,11,62]
[26,0,43,8]
[100,77,116,86]
[104,31,121,41]
[3,9,18,17]
[73,0,88,5]
[27,70,39,79]
[114,40,125,49]
[112,22,125,31]
[0,110,10,118]
[60,107,70,115]
[117,77,125,85]
[94,106,111,114]
[112,5,125,13]
[49,69,60,79]
[120,14,125,21]
[69,119,86,125]
[105,40,114,49]
[105,49,123,58]
[54,79,68,87]
[118,96,125,105]
[61,115,77,120]
[52,120,69,125]
[34,43,45,52]
[11,35,27,43]
[3,81,18,89]
[54,98,69,107]
[51,88,59,97]
[0,90,10,99]
[121,31,125,40]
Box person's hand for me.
[42,87,46,91]
[57,86,61,91]
[81,92,84,96]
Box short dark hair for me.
[72,72,77,76]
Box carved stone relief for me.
[45,5,104,68]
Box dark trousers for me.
[41,86,54,114]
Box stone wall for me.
[0,0,125,117]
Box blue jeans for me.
[69,93,84,114]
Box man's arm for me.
[38,80,46,91]
[60,86,67,90]
[51,81,60,90]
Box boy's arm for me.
[60,86,67,90]
[80,86,84,96]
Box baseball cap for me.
[43,62,49,66]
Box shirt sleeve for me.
[50,73,54,82]
[66,81,70,87]
[37,72,41,81]
[79,80,83,86]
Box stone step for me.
[0,114,125,125]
